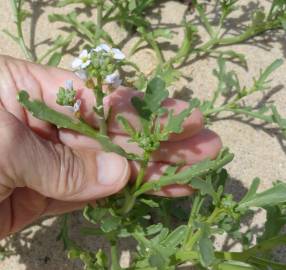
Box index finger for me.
[23,58,204,141]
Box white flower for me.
[64,99,82,114]
[111,48,125,60]
[74,69,88,81]
[105,72,122,88]
[65,80,73,90]
[94,43,111,53]
[93,44,125,60]
[72,49,91,70]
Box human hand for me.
[0,55,222,239]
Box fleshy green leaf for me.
[144,77,168,114]
[135,148,234,196]
[17,91,138,160]
[117,115,137,136]
[259,205,286,241]
[253,59,283,91]
[153,29,173,39]
[162,99,200,137]
[161,225,187,247]
[216,260,258,270]
[100,215,121,233]
[213,56,240,95]
[190,176,219,204]
[83,205,108,224]
[146,224,164,236]
[155,65,181,86]
[131,77,168,130]
[47,52,62,66]
[237,182,286,211]
[239,178,260,205]
[271,105,286,137]
[96,249,108,268]
[198,223,215,267]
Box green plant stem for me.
[210,87,221,107]
[218,22,282,46]
[110,240,121,270]
[134,149,234,197]
[118,153,150,215]
[134,153,150,191]
[242,235,286,257]
[184,207,222,250]
[150,39,165,64]
[248,256,286,270]
[96,1,103,43]
[183,195,203,246]
[94,76,107,135]
[204,104,275,124]
[11,0,34,61]
[117,190,136,215]
[178,232,286,264]
[198,20,282,53]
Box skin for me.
[0,55,222,239]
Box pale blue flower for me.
[65,80,73,90]
[105,72,122,88]
[94,43,111,53]
[111,48,125,60]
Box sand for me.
[0,0,285,269]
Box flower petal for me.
[65,80,73,90]
[73,99,82,112]
[105,72,122,88]
[112,78,122,88]
[71,58,83,69]
[79,49,89,58]
[112,48,125,60]
[105,73,117,84]
[95,43,111,53]
[81,59,91,69]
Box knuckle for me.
[52,144,86,199]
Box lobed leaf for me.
[17,91,138,160]
[135,148,234,196]
[162,99,200,138]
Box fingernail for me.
[96,152,129,185]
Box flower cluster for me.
[72,44,125,89]
[56,80,81,115]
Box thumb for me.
[0,111,130,202]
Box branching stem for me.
[10,0,34,61]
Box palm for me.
[0,55,221,235]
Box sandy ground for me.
[0,0,286,269]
